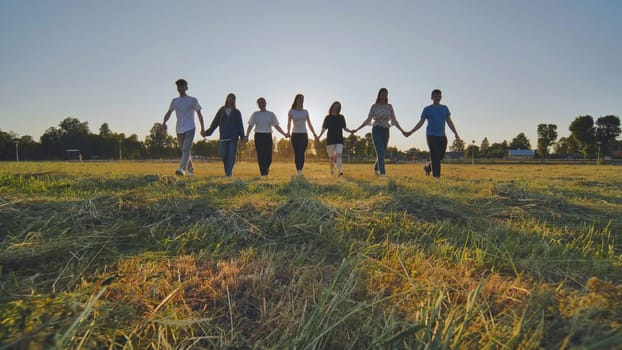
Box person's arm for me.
[205,108,221,136]
[162,110,172,131]
[405,118,425,137]
[352,105,374,133]
[274,125,288,138]
[245,123,254,141]
[390,105,406,134]
[236,110,245,141]
[197,110,206,136]
[318,127,327,139]
[286,110,292,138]
[446,115,460,140]
[342,115,352,133]
[306,113,318,141]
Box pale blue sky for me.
[1,0,620,151]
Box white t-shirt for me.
[249,111,279,133]
[289,109,309,134]
[169,95,201,134]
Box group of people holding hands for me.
[162,79,460,179]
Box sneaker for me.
[373,170,379,176]
[186,170,195,176]
[297,170,303,176]
[338,172,344,177]
[175,169,185,176]
[380,174,387,178]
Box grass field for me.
[1,160,621,349]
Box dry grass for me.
[1,161,621,349]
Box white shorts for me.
[326,143,344,156]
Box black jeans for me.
[427,135,448,178]
[291,133,308,171]
[254,133,273,176]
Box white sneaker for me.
[175,169,185,176]
[373,170,379,176]
[186,170,194,176]
[297,170,303,176]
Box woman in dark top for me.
[204,93,245,177]
[318,101,352,177]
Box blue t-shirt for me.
[421,104,451,137]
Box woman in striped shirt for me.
[352,88,406,176]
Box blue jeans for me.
[219,139,238,177]
[177,129,195,172]
[372,126,389,175]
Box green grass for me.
[1,160,621,349]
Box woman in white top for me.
[245,97,288,176]
[287,94,318,176]
[352,88,406,176]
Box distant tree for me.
[18,135,40,160]
[145,123,176,158]
[364,132,374,158]
[509,133,531,150]
[487,141,509,158]
[480,138,490,156]
[554,137,573,157]
[465,144,480,159]
[0,129,17,160]
[123,134,147,159]
[275,138,292,159]
[99,123,112,137]
[450,138,465,153]
[595,115,621,156]
[40,126,64,159]
[536,124,558,159]
[569,115,595,158]
[194,139,220,158]
[60,117,90,136]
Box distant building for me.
[508,149,535,159]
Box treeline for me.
[0,115,620,161]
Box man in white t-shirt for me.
[162,79,206,176]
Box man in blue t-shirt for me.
[404,89,460,177]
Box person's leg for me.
[225,139,238,177]
[327,144,336,174]
[254,137,263,175]
[291,134,303,172]
[299,134,308,172]
[336,143,344,174]
[372,126,389,175]
[291,133,308,173]
[427,136,443,178]
[177,129,195,174]
[265,136,273,175]
[255,133,271,175]
[184,129,195,173]
[219,140,228,176]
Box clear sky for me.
[1,0,620,151]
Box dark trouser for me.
[291,133,308,171]
[372,126,390,175]
[427,135,448,178]
[254,133,273,176]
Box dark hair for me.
[376,88,388,104]
[224,93,236,108]
[256,97,266,105]
[431,89,442,96]
[291,94,304,109]
[175,79,188,87]
[328,101,341,115]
